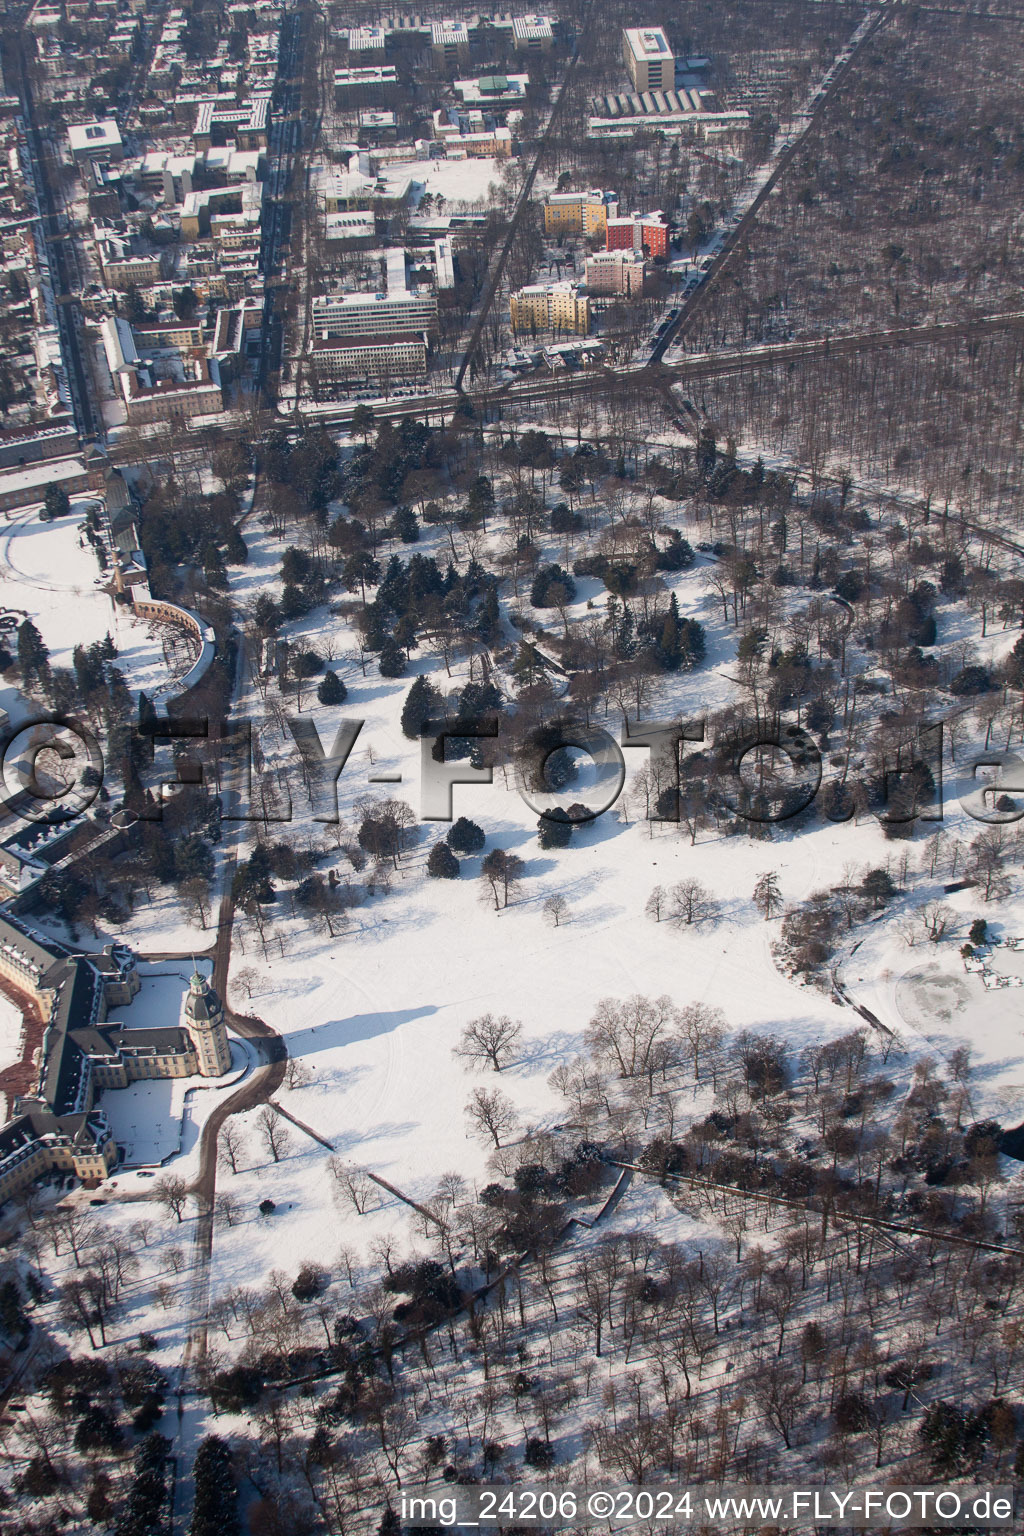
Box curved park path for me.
[178,862,288,1380]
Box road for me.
[272,306,1024,433]
[12,45,96,440]
[256,5,306,402]
[652,5,891,364]
[454,10,588,392]
[170,637,287,1531]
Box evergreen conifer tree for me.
[317,670,347,706]
[401,674,442,737]
[17,619,49,690]
[427,842,460,878]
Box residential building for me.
[99,248,164,290]
[431,21,470,65]
[512,15,553,51]
[192,95,270,152]
[347,26,387,57]
[334,65,399,106]
[622,26,675,92]
[432,110,512,157]
[510,281,590,335]
[541,189,614,239]
[179,181,263,242]
[606,210,668,258]
[584,249,647,296]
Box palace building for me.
[0,912,232,1205]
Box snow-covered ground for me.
[0,990,23,1074]
[377,154,509,208]
[0,502,184,701]
[25,885,212,959]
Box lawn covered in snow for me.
[0,502,185,700]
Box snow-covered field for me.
[197,482,1024,1289]
[378,154,509,208]
[210,793,861,1292]
[0,503,181,700]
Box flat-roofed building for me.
[325,210,377,249]
[542,189,613,239]
[312,288,438,339]
[513,15,553,51]
[431,20,470,63]
[606,209,668,259]
[584,249,646,296]
[434,236,456,289]
[335,65,399,106]
[622,27,675,92]
[68,118,123,164]
[347,25,387,56]
[510,281,590,335]
[311,336,427,380]
[454,73,529,108]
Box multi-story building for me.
[335,65,399,107]
[0,908,232,1204]
[311,289,438,340]
[347,25,387,58]
[310,336,428,380]
[584,249,647,296]
[622,26,675,92]
[541,189,614,240]
[100,316,226,424]
[179,181,263,242]
[512,16,553,52]
[606,210,669,259]
[100,250,165,290]
[510,281,590,335]
[432,110,512,157]
[67,118,124,165]
[431,20,471,65]
[192,95,270,152]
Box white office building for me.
[622,27,675,92]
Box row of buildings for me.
[342,12,556,64]
[20,0,291,434]
[540,190,669,258]
[509,192,671,334]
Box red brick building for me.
[606,212,668,259]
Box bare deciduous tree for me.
[455,1013,524,1072]
[154,1175,189,1225]
[215,1192,240,1228]
[257,1106,293,1165]
[219,1120,246,1176]
[465,1086,520,1148]
[919,900,955,942]
[328,1157,379,1215]
[667,878,719,927]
